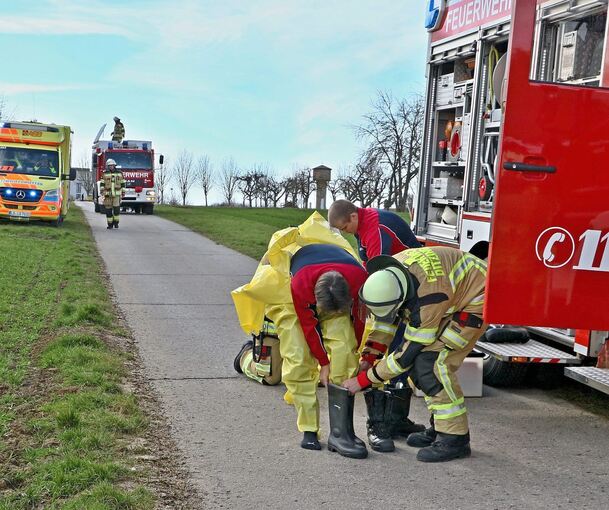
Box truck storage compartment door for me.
[485,0,609,330]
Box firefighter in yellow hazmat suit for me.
[231,212,368,458]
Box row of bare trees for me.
[154,152,319,208]
[156,92,423,210]
[67,90,423,209]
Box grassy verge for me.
[155,205,330,260]
[0,208,154,509]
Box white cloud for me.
[0,82,90,95]
[0,16,120,35]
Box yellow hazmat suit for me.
[231,212,361,432]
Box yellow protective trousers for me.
[266,303,359,433]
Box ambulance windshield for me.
[0,147,60,177]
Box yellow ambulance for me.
[0,122,75,226]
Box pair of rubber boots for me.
[406,417,471,462]
[106,221,119,229]
[364,386,425,453]
[326,383,368,459]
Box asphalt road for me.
[81,203,609,510]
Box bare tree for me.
[0,95,15,120]
[264,173,285,207]
[220,157,240,205]
[238,168,265,208]
[327,178,341,201]
[78,152,96,198]
[174,150,195,206]
[195,155,214,206]
[293,168,315,208]
[355,91,424,211]
[155,157,172,204]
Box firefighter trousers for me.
[104,197,121,226]
[411,315,487,436]
[265,303,359,433]
[240,336,282,386]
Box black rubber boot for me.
[385,386,425,438]
[233,341,253,374]
[301,431,321,451]
[113,221,119,228]
[327,384,368,459]
[406,416,437,448]
[347,386,365,448]
[364,389,394,452]
[106,223,113,229]
[416,432,471,462]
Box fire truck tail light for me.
[135,186,143,193]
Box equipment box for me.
[415,353,483,398]
[430,176,462,199]
[436,73,455,106]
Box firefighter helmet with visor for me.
[359,255,411,321]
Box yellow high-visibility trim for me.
[449,254,487,291]
[242,351,264,384]
[428,397,465,410]
[372,322,398,335]
[404,326,437,344]
[386,354,404,376]
[255,362,271,376]
[470,293,485,306]
[435,349,458,402]
[441,328,468,350]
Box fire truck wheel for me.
[483,356,528,387]
[50,216,64,228]
[144,204,154,215]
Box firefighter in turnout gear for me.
[342,246,488,462]
[100,159,125,229]
[111,116,125,143]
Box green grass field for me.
[156,205,414,260]
[0,208,154,509]
[155,205,333,259]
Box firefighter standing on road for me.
[343,246,488,462]
[111,116,125,143]
[328,199,424,453]
[100,159,125,229]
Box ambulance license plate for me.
[9,210,31,218]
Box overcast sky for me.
[1,0,428,204]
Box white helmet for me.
[359,256,410,321]
[106,159,117,168]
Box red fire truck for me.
[415,0,609,392]
[92,132,162,215]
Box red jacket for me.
[355,208,421,266]
[290,244,367,366]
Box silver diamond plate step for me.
[475,339,581,363]
[565,367,609,396]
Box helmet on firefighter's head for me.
[113,116,120,122]
[359,255,411,321]
[106,158,117,169]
